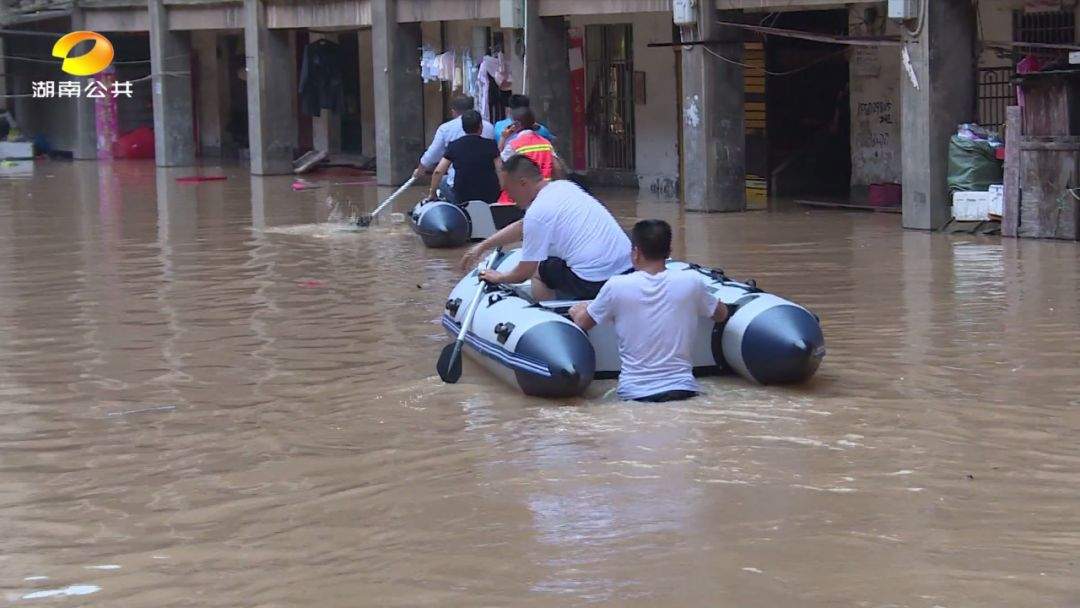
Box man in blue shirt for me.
[414,96,494,203]
[494,94,554,148]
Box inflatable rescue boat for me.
[441,249,825,398]
[409,199,523,248]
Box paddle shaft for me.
[440,280,484,383]
[437,249,501,383]
[455,273,488,343]
[366,175,418,220]
[455,248,501,340]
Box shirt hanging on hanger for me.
[476,54,513,121]
[420,47,439,83]
[462,51,477,99]
[495,52,512,90]
[436,51,455,82]
[298,38,344,117]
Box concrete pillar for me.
[149,0,196,166]
[0,37,7,111]
[309,32,342,154]
[524,8,573,163]
[244,0,298,175]
[70,8,97,160]
[217,35,235,156]
[357,29,376,159]
[192,31,223,158]
[900,0,976,230]
[506,28,524,99]
[371,0,424,185]
[679,9,745,212]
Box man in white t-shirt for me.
[569,220,730,402]
[461,155,631,300]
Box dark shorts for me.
[634,390,699,403]
[537,257,610,300]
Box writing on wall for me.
[849,34,902,186]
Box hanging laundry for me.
[462,51,477,99]
[299,39,344,117]
[476,54,513,122]
[420,47,440,83]
[436,51,456,82]
[495,52,512,90]
[476,67,491,120]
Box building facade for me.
[1,0,1077,230]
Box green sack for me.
[947,135,1003,192]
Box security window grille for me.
[977,11,1077,129]
[1012,10,1076,60]
[585,24,636,172]
[977,67,1014,130]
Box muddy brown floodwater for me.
[0,162,1077,607]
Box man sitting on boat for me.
[462,155,631,301]
[568,220,730,403]
[425,110,501,205]
[413,96,494,205]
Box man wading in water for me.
[569,220,730,403]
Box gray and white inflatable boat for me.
[441,249,826,398]
[409,199,523,248]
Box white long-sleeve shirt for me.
[419,116,495,186]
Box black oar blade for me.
[355,214,373,227]
[436,342,464,384]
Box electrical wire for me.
[0,55,69,65]
[127,71,190,82]
[0,54,187,65]
[0,28,69,37]
[702,44,848,77]
[904,0,928,38]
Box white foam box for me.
[0,160,33,176]
[988,184,1004,216]
[0,141,33,159]
[953,191,996,221]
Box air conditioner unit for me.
[888,0,919,20]
[500,0,524,29]
[673,0,698,27]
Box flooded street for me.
[0,161,1077,606]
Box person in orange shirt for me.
[496,107,567,204]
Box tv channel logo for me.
[52,31,114,76]
[33,31,132,99]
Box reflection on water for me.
[0,162,1077,606]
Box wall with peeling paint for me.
[568,12,680,198]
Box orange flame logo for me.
[52,31,114,76]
